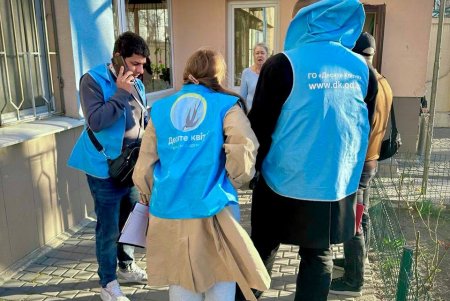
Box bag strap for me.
[87,127,103,151]
[85,73,144,155]
[86,127,110,159]
[389,102,398,133]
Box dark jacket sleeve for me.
[248,53,293,171]
[365,66,378,127]
[79,73,133,132]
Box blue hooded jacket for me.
[261,0,370,201]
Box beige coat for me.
[133,104,269,300]
[366,71,393,161]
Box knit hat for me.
[353,32,376,56]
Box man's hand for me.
[116,66,135,93]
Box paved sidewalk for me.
[0,191,377,301]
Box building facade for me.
[0,0,436,278]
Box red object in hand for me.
[355,203,365,234]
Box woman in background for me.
[132,48,269,301]
[239,43,269,111]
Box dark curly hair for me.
[113,31,150,58]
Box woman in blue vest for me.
[132,48,270,301]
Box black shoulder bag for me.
[378,103,402,161]
[87,128,141,187]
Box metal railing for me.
[0,0,61,126]
[370,152,449,300]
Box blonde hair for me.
[183,48,248,112]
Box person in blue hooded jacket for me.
[238,1,378,300]
[67,32,149,301]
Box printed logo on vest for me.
[170,93,207,132]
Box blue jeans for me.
[342,161,377,288]
[86,175,138,287]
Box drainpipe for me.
[422,0,447,194]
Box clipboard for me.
[118,203,149,248]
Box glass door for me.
[112,0,173,94]
[228,1,279,90]
[363,4,386,71]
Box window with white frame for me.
[113,0,173,94]
[0,0,60,126]
[433,0,450,17]
[228,1,278,90]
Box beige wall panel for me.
[79,175,95,217]
[172,0,227,90]
[0,155,12,273]
[57,127,94,220]
[0,143,39,263]
[395,97,421,153]
[363,0,434,98]
[27,136,62,245]
[55,129,86,229]
[80,172,94,213]
[279,0,298,48]
[426,19,450,124]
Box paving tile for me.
[72,293,97,301]
[74,263,91,271]
[57,289,80,299]
[61,269,79,278]
[24,264,47,274]
[33,273,53,284]
[279,265,297,274]
[17,272,40,282]
[26,294,51,300]
[45,277,64,286]
[1,279,31,289]
[72,271,95,281]
[42,266,58,275]
[62,239,80,246]
[40,257,59,266]
[51,259,78,269]
[0,293,33,300]
[42,291,61,297]
[50,267,69,277]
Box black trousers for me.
[236,177,353,301]
[254,237,333,301]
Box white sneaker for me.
[100,280,130,301]
[117,262,147,283]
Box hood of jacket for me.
[284,0,365,51]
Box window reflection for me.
[125,0,172,93]
[234,6,275,86]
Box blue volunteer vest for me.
[67,64,146,178]
[150,84,238,219]
[262,43,370,201]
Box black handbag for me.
[378,103,402,161]
[87,128,140,187]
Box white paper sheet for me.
[118,203,149,248]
